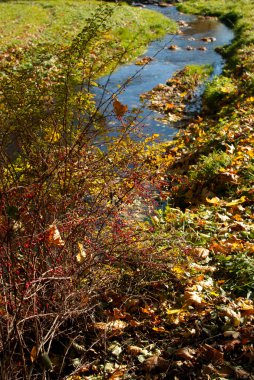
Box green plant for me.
[217,253,254,297]
[189,150,232,180]
[202,75,237,112]
[0,5,168,378]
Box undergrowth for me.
[0,0,254,379]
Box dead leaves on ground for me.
[140,65,212,123]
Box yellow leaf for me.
[224,196,246,207]
[113,99,128,117]
[206,197,222,206]
[165,103,175,110]
[47,225,64,247]
[76,242,86,263]
[44,127,61,143]
[166,308,183,315]
[210,291,219,297]
[152,326,168,332]
[30,346,37,363]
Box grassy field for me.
[0,0,176,70]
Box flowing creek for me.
[95,4,234,141]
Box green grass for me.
[177,0,254,72]
[0,0,176,65]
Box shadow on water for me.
[94,5,234,142]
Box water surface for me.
[95,5,234,140]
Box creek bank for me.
[140,64,213,125]
[96,4,234,140]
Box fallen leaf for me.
[224,339,241,351]
[175,347,196,360]
[108,342,122,357]
[166,308,183,315]
[198,344,224,363]
[191,247,210,259]
[93,320,127,334]
[206,197,222,206]
[107,369,125,380]
[234,366,251,379]
[184,290,205,306]
[152,326,168,333]
[142,355,169,373]
[225,196,246,207]
[203,363,233,377]
[220,306,241,324]
[128,345,144,356]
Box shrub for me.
[0,6,162,378]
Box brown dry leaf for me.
[241,308,254,317]
[234,367,251,379]
[140,306,155,315]
[143,355,169,373]
[93,320,127,333]
[47,225,65,246]
[220,307,241,323]
[199,343,224,364]
[113,99,128,118]
[184,290,205,306]
[135,56,153,66]
[224,339,241,351]
[191,247,210,259]
[223,330,241,339]
[129,319,141,327]
[128,345,144,356]
[190,263,216,272]
[112,308,127,320]
[175,347,196,360]
[107,369,125,380]
[203,363,233,378]
[245,242,254,253]
[30,346,37,363]
[218,171,239,184]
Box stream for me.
[95,4,234,141]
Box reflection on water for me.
[186,18,221,35]
[94,5,234,141]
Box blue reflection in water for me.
[94,5,234,141]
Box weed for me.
[217,253,254,297]
[189,150,232,180]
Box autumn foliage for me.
[1,1,254,379]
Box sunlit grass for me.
[0,0,176,55]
